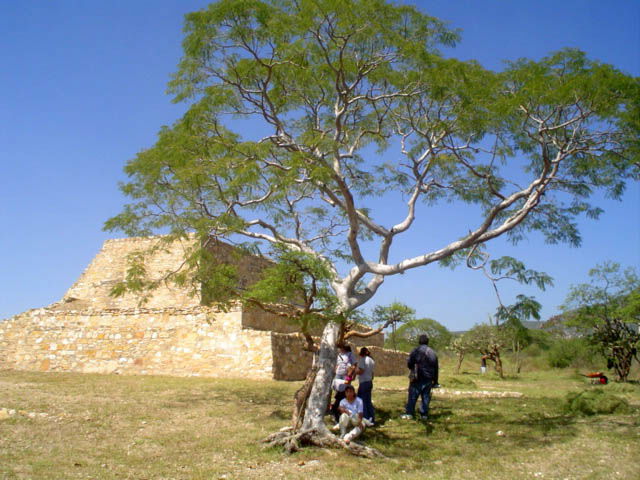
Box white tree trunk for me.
[301,320,340,432]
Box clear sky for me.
[1,0,638,331]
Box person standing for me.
[335,344,356,380]
[401,334,439,420]
[356,347,375,425]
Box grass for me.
[0,362,638,480]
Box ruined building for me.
[0,236,407,380]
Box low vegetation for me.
[1,359,638,479]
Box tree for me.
[505,318,532,373]
[467,323,512,378]
[105,0,639,453]
[563,262,640,381]
[369,302,416,351]
[386,317,451,352]
[495,294,541,373]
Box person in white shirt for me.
[337,385,367,443]
[356,347,376,424]
[335,344,356,379]
[331,344,356,422]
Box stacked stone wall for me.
[0,305,404,380]
[367,346,408,376]
[242,308,312,334]
[202,239,274,291]
[0,306,274,379]
[270,333,315,381]
[268,335,408,381]
[62,237,199,310]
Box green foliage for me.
[563,262,640,381]
[564,262,640,330]
[105,0,639,351]
[242,245,338,328]
[489,257,554,291]
[466,323,511,353]
[370,302,415,328]
[526,329,554,351]
[495,295,543,325]
[198,246,241,308]
[564,389,630,416]
[385,316,452,352]
[547,338,599,369]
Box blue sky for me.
[1,0,638,331]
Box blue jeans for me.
[406,379,432,417]
[357,380,375,422]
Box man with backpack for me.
[401,334,439,420]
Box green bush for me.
[527,329,553,350]
[564,389,630,416]
[547,338,601,369]
[523,343,543,358]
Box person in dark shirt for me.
[401,334,439,420]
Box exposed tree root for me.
[263,427,384,458]
[291,365,318,430]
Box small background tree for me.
[563,262,640,382]
[386,317,452,353]
[366,302,416,352]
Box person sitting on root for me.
[330,376,351,424]
[330,344,356,423]
[336,384,368,444]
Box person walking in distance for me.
[356,347,375,425]
[401,334,439,420]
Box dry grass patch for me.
[0,368,638,479]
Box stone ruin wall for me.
[242,308,384,347]
[0,305,407,380]
[62,236,199,311]
[0,235,408,380]
[269,337,407,381]
[0,306,275,379]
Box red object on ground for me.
[583,372,608,384]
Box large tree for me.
[106,0,639,453]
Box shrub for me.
[523,343,543,358]
[547,338,601,369]
[564,389,630,416]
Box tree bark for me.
[264,320,384,457]
[292,363,319,430]
[301,321,340,433]
[494,352,504,378]
[514,341,522,374]
[456,351,464,374]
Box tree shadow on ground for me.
[362,396,600,458]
